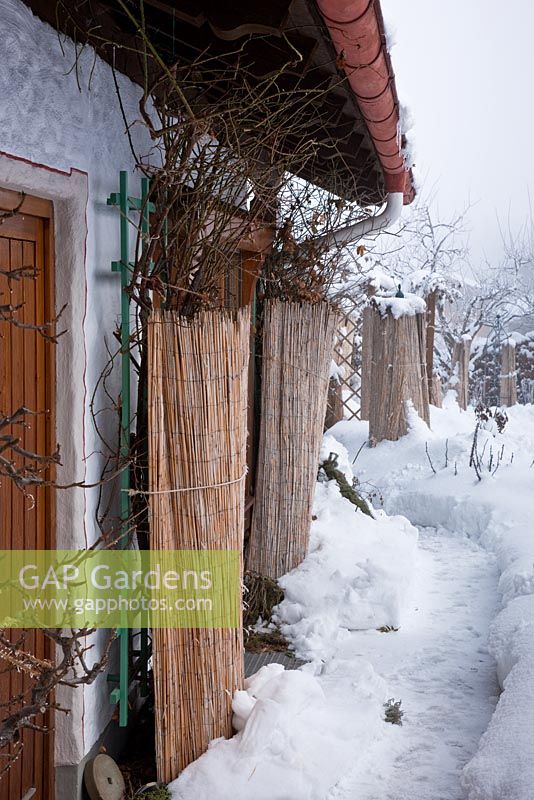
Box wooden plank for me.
[7,236,24,800]
[500,342,517,407]
[360,285,376,421]
[425,290,437,404]
[0,215,40,243]
[34,225,47,551]
[0,188,52,220]
[0,234,10,800]
[452,338,471,410]
[20,238,37,797]
[0,237,11,552]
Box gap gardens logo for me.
[0,550,241,629]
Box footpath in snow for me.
[335,396,534,799]
[334,525,499,800]
[170,397,534,800]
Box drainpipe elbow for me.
[321,191,404,250]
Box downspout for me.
[314,189,404,249]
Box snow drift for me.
[169,660,388,800]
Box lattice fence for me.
[332,298,364,421]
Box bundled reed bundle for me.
[425,290,438,403]
[247,299,337,579]
[451,337,471,410]
[369,304,430,443]
[148,307,250,782]
[500,341,517,407]
[360,305,374,421]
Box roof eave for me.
[316,0,415,204]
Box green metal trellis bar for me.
[139,175,151,699]
[106,171,153,725]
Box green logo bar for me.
[0,550,241,629]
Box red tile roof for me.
[317,0,415,203]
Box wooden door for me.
[0,190,55,800]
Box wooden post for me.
[430,373,443,407]
[368,304,430,443]
[451,337,471,410]
[425,290,437,404]
[360,285,375,421]
[325,373,344,429]
[500,340,517,406]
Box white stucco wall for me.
[0,0,155,765]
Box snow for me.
[169,661,388,800]
[329,360,344,383]
[368,267,397,293]
[173,398,534,799]
[274,434,417,661]
[373,292,426,319]
[275,483,418,661]
[331,398,534,799]
[462,599,534,799]
[334,526,499,800]
[319,433,354,480]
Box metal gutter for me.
[316,0,415,204]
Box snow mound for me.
[373,292,426,319]
[462,596,534,800]
[319,433,354,481]
[168,660,388,800]
[276,480,418,660]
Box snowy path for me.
[332,526,500,800]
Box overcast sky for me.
[381,0,534,270]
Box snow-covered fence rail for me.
[369,296,430,443]
[425,289,438,403]
[513,332,534,404]
[247,299,337,578]
[325,366,344,429]
[471,335,520,407]
[430,373,443,407]
[148,308,249,781]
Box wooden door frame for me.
[0,188,56,799]
[0,155,89,798]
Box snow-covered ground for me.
[170,397,534,800]
[334,396,534,800]
[332,526,499,800]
